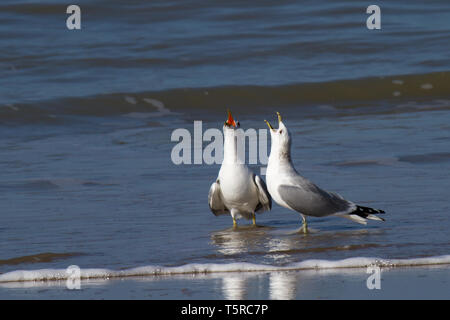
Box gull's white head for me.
[265,112,291,160]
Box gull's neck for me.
[268,140,294,170]
[223,128,241,165]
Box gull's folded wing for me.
[277,184,353,217]
[253,175,272,213]
[208,179,229,216]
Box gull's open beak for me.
[265,111,282,130]
[264,119,274,130]
[277,112,282,123]
[226,109,237,127]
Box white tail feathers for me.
[341,214,368,225]
[366,214,385,222]
[339,204,386,225]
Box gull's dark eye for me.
[279,129,283,134]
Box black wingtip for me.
[353,205,386,218]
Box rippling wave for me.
[0,255,449,283]
[1,71,449,123]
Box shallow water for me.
[1,0,449,298]
[1,105,449,277]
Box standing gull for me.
[265,112,385,233]
[209,110,272,227]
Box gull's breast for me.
[219,164,258,210]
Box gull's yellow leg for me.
[301,215,308,234]
[252,213,256,226]
[233,217,237,228]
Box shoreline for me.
[1,264,449,299]
[1,254,450,284]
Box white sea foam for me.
[392,79,404,85]
[123,98,178,118]
[143,98,173,116]
[124,96,137,105]
[0,255,449,283]
[420,83,433,90]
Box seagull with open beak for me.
[208,110,272,227]
[265,112,385,233]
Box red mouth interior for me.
[227,111,236,127]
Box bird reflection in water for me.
[210,225,272,257]
[210,225,380,299]
[269,271,298,300]
[211,225,301,300]
[221,274,249,300]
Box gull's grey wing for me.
[278,183,353,217]
[208,179,229,216]
[253,174,272,213]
